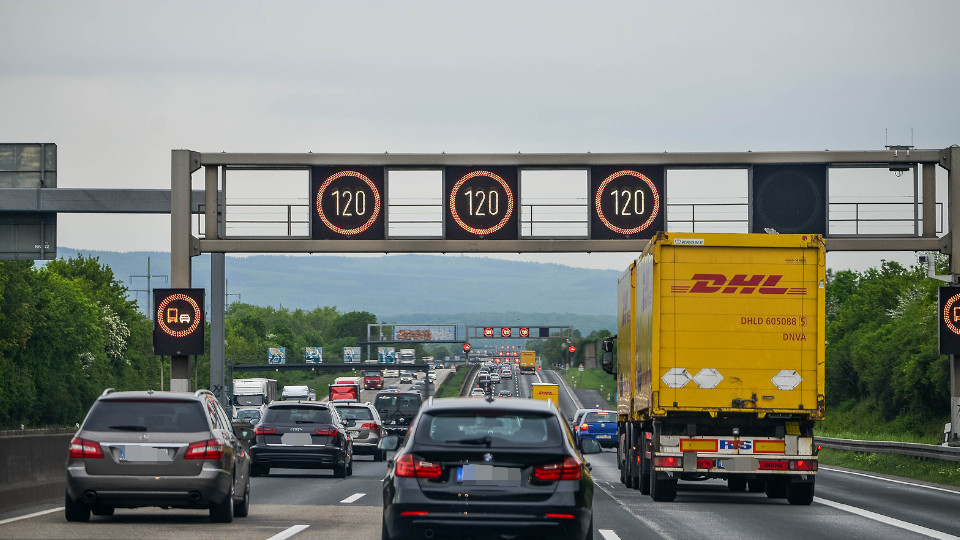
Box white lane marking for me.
[340,493,366,503]
[820,466,960,495]
[0,507,60,525]
[593,481,678,540]
[266,524,310,540]
[599,529,621,540]
[815,497,959,539]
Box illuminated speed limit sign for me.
[590,165,664,239]
[311,166,385,239]
[444,166,518,240]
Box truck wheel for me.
[786,481,815,505]
[727,478,747,492]
[764,478,787,499]
[748,479,765,492]
[639,451,651,495]
[650,475,677,502]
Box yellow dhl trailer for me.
[530,383,559,406]
[609,232,824,505]
[519,351,537,373]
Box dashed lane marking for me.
[340,493,366,504]
[815,497,960,539]
[266,524,310,540]
[599,530,621,540]
[0,507,60,525]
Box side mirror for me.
[580,438,602,455]
[234,425,255,442]
[379,435,400,451]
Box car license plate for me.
[281,433,313,446]
[456,464,521,486]
[349,431,360,437]
[596,435,612,439]
[118,445,172,462]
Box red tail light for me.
[315,428,339,437]
[394,454,442,479]
[580,423,589,432]
[545,513,576,519]
[653,456,680,468]
[534,456,582,482]
[360,422,380,430]
[254,426,276,435]
[68,437,104,459]
[185,439,224,460]
[696,459,715,469]
[400,511,430,517]
[791,459,818,471]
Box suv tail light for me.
[185,439,224,460]
[315,428,339,437]
[533,456,581,482]
[394,454,442,479]
[68,437,104,459]
[254,426,276,435]
[360,422,380,430]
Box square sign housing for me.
[939,286,960,355]
[310,166,386,240]
[153,288,205,356]
[444,166,519,240]
[590,165,665,239]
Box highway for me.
[2,368,959,539]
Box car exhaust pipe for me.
[81,491,97,504]
[424,529,435,539]
[188,491,202,502]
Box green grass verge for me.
[435,367,470,398]
[559,368,617,404]
[818,449,960,488]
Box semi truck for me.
[329,376,363,402]
[398,348,416,364]
[231,378,278,419]
[519,351,537,373]
[608,233,824,505]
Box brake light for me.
[545,513,576,519]
[185,439,224,460]
[653,456,680,468]
[254,426,276,435]
[400,511,429,517]
[791,459,818,471]
[394,454,442,479]
[360,422,379,430]
[580,423,589,432]
[315,428,339,437]
[758,460,789,470]
[534,456,581,481]
[68,437,104,459]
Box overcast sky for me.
[2,1,959,272]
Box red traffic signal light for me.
[463,343,471,352]
[568,345,576,353]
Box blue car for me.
[576,410,617,448]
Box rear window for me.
[335,406,374,421]
[375,394,421,409]
[264,406,332,424]
[416,410,562,447]
[83,400,209,433]
[584,411,615,423]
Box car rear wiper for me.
[448,436,492,447]
[107,424,148,431]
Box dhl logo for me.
[671,274,807,295]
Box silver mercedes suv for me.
[65,389,252,523]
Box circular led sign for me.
[594,169,661,236]
[155,293,202,338]
[447,169,516,237]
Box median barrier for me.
[0,428,73,512]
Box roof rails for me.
[100,388,116,397]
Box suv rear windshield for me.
[264,406,332,424]
[83,400,208,433]
[335,406,374,421]
[416,410,562,447]
[375,394,421,410]
[583,411,615,423]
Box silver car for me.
[65,389,252,523]
[331,402,387,461]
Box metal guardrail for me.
[815,436,960,462]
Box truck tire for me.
[639,449,651,495]
[624,447,635,488]
[650,475,677,502]
[786,481,815,505]
[727,477,747,492]
[748,479,765,492]
[764,477,787,499]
